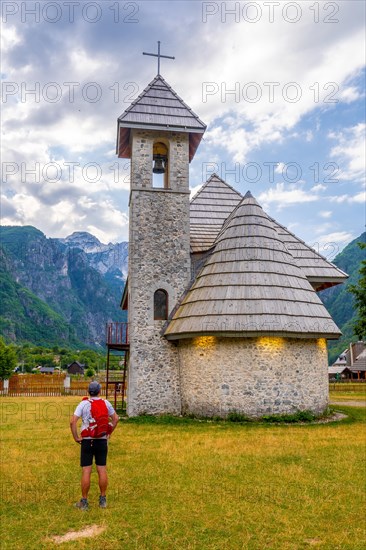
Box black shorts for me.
[80,439,108,467]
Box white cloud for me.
[1,0,365,242]
[338,86,363,103]
[86,206,129,243]
[329,194,348,203]
[315,222,335,235]
[328,123,366,183]
[1,25,21,52]
[312,231,355,259]
[258,183,319,208]
[191,12,365,162]
[1,194,41,225]
[350,191,366,203]
[1,191,129,241]
[329,191,366,203]
[275,162,285,174]
[190,184,202,199]
[305,130,313,142]
[311,184,327,192]
[319,211,332,218]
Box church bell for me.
[152,155,166,174]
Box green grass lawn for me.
[329,383,366,402]
[0,397,365,550]
[329,393,366,401]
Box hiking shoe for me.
[99,495,107,508]
[75,498,89,510]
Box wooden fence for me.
[3,375,363,398]
[329,381,366,392]
[0,374,108,397]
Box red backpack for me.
[80,398,113,439]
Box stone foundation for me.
[128,322,181,415]
[178,336,329,418]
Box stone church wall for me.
[128,320,182,415]
[178,337,328,417]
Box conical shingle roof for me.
[165,193,341,340]
[117,75,206,160]
[190,174,243,252]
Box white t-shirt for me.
[74,397,115,439]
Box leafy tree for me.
[60,353,78,369]
[32,355,56,368]
[24,363,35,373]
[85,367,95,378]
[348,242,366,339]
[20,350,36,373]
[0,338,17,380]
[0,341,106,376]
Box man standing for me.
[70,381,119,510]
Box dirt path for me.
[330,400,366,407]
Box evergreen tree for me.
[348,242,366,339]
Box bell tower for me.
[117,74,206,415]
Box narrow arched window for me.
[154,289,168,320]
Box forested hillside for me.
[0,226,127,348]
[319,232,366,363]
[0,247,79,347]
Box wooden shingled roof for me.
[189,176,348,288]
[117,75,206,161]
[165,192,342,340]
[328,365,350,374]
[351,349,366,372]
[190,174,243,252]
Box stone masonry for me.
[178,336,329,417]
[127,129,191,415]
[120,78,341,420]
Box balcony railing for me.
[106,322,129,346]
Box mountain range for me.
[0,226,128,348]
[0,225,364,360]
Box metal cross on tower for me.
[142,41,175,75]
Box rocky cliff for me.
[0,226,128,348]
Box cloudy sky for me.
[1,0,365,259]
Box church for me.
[116,71,348,418]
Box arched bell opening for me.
[152,141,169,189]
